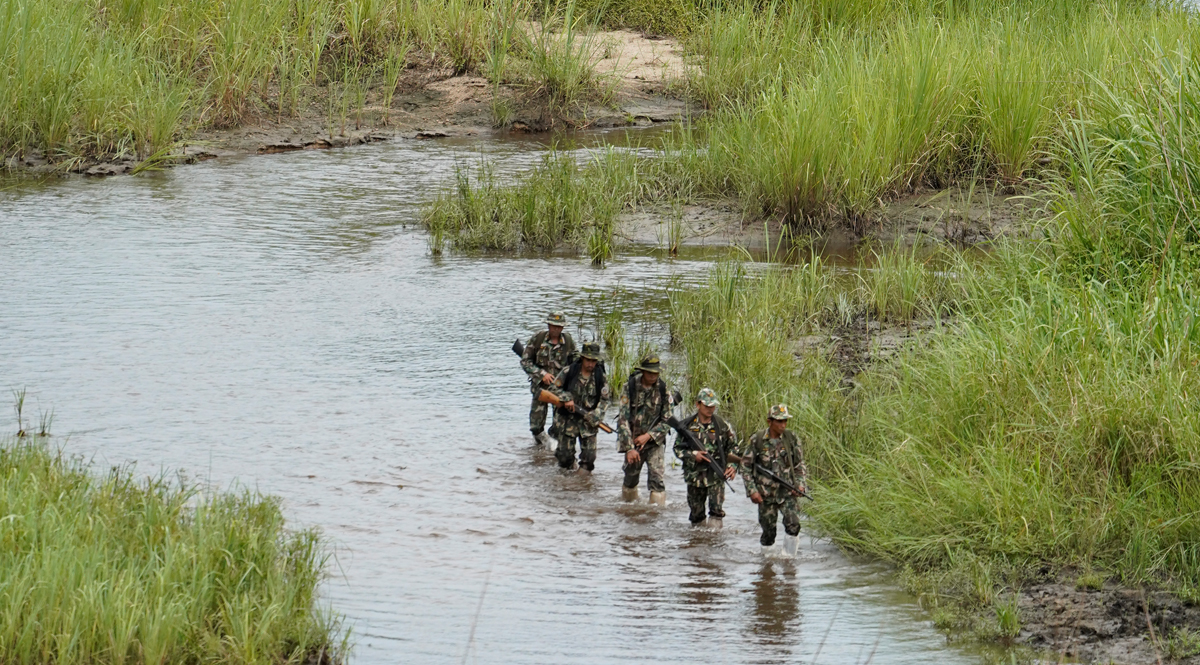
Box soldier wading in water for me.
[673,388,737,527]
[617,355,673,505]
[743,405,808,556]
[520,312,577,446]
[549,342,610,473]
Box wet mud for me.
[1016,580,1200,664]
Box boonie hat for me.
[637,355,662,373]
[768,404,792,421]
[580,341,602,361]
[546,311,568,327]
[696,388,720,407]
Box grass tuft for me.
[0,437,345,664]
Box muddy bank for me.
[1015,579,1200,663]
[7,29,693,177]
[615,186,1040,259]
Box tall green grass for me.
[429,0,1200,252]
[667,48,1200,608]
[0,0,627,165]
[0,437,344,664]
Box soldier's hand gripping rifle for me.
[536,389,615,434]
[666,416,736,493]
[724,451,813,501]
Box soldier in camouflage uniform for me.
[549,342,611,472]
[520,311,577,446]
[673,388,738,526]
[742,405,808,553]
[617,355,673,505]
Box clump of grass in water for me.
[423,148,660,261]
[0,437,346,664]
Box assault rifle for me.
[726,450,813,501]
[666,416,736,493]
[536,389,614,434]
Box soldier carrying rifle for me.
[618,355,673,505]
[673,388,738,527]
[743,404,808,556]
[520,311,577,447]
[548,341,610,473]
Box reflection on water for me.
[1,135,986,664]
[752,564,802,642]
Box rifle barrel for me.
[666,416,736,493]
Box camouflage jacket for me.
[672,412,737,488]
[550,363,611,436]
[741,428,807,500]
[520,330,576,388]
[617,372,672,452]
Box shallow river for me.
[1,134,989,664]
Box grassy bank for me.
[0,0,660,166]
[667,45,1200,639]
[425,0,1199,253]
[0,436,345,664]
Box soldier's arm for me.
[723,423,739,474]
[672,427,689,462]
[616,390,633,452]
[647,384,672,444]
[587,384,611,427]
[789,432,808,480]
[519,335,541,376]
[564,334,578,363]
[548,367,572,403]
[741,435,761,496]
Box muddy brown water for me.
[1,132,999,664]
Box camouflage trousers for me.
[529,396,550,434]
[757,497,802,546]
[622,442,665,492]
[555,432,597,471]
[686,483,725,523]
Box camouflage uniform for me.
[673,405,737,524]
[742,407,808,546]
[549,344,610,471]
[520,313,577,437]
[617,358,672,492]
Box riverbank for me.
[0,435,345,664]
[1,0,692,177]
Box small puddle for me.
[1,134,1003,663]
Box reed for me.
[0,0,625,165]
[668,46,1200,612]
[0,437,345,665]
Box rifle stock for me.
[537,389,614,434]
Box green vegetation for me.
[425,0,1200,251]
[663,43,1200,638]
[0,0,633,166]
[0,436,345,664]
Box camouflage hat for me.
[546,311,568,327]
[579,341,602,361]
[696,388,720,407]
[768,404,792,421]
[637,355,662,373]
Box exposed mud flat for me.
[616,186,1042,260]
[1013,579,1200,664]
